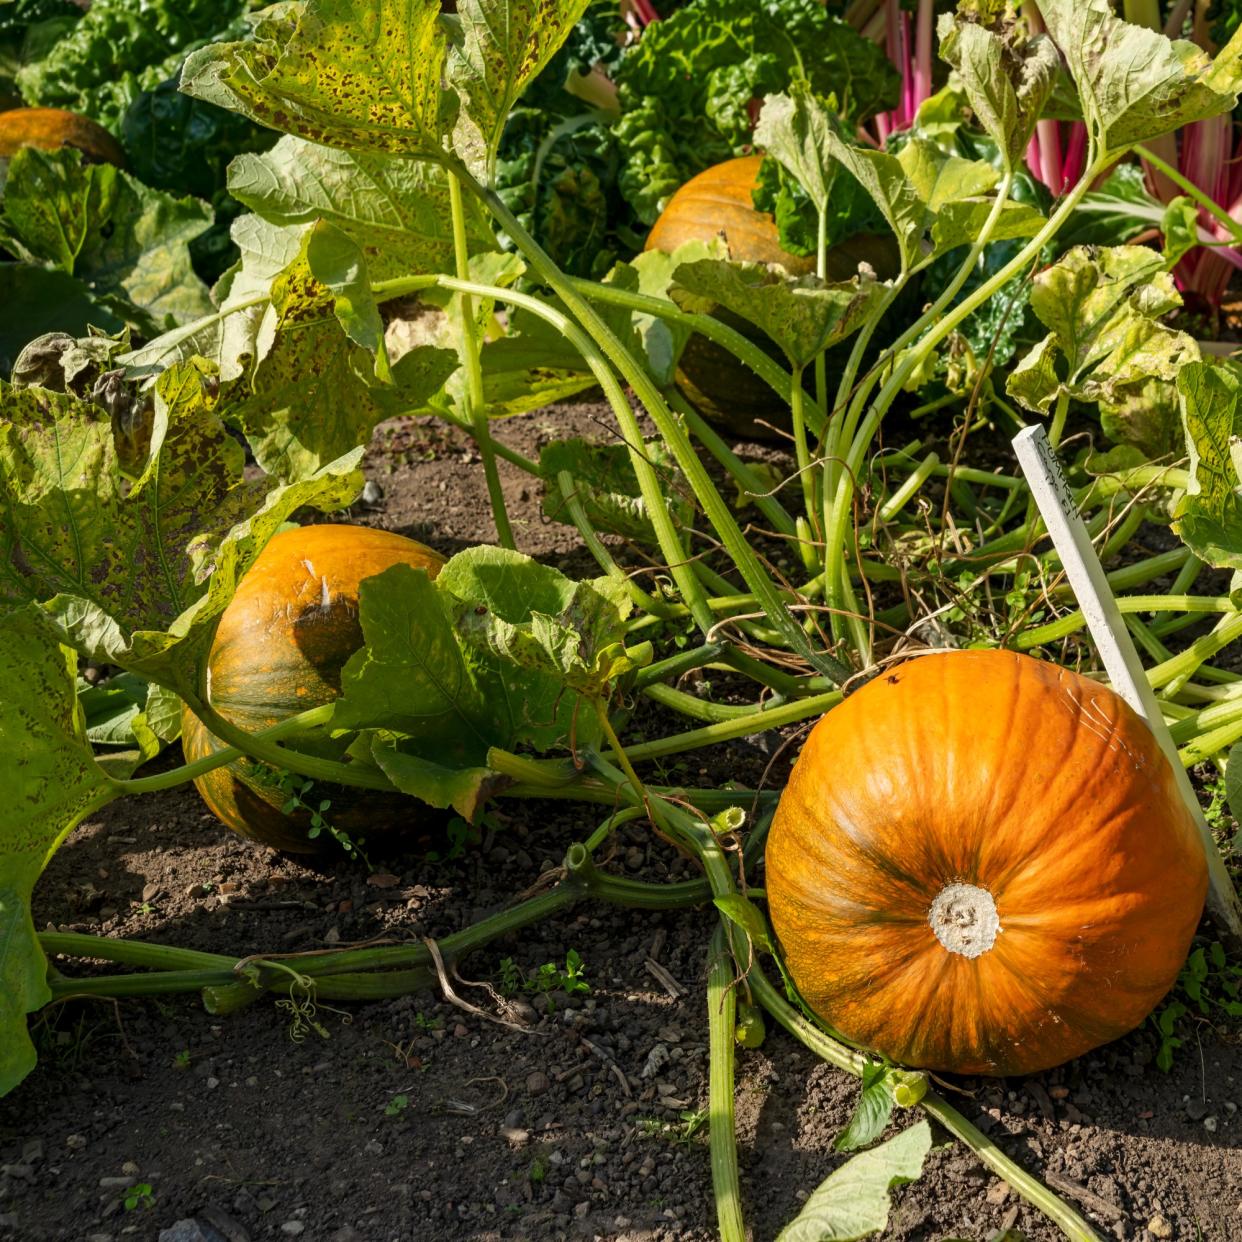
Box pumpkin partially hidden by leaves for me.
[766,650,1206,1077]
[181,524,445,853]
[645,156,893,438]
[0,107,126,167]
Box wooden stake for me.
[1012,424,1242,937]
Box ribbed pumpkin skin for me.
[0,107,126,166]
[645,155,816,274]
[182,524,445,852]
[766,650,1207,1077]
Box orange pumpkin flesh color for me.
[181,524,444,853]
[765,649,1208,1077]
[0,107,126,166]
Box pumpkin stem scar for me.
[928,883,1001,959]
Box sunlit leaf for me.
[776,1121,931,1242]
[0,607,115,1097]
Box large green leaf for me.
[446,0,591,181]
[776,1121,931,1242]
[227,135,492,281]
[0,606,115,1097]
[1007,245,1198,424]
[224,242,458,480]
[1174,359,1242,571]
[179,0,451,158]
[334,549,636,810]
[670,260,885,369]
[0,363,363,696]
[119,215,307,380]
[1,146,213,330]
[937,13,1059,170]
[1036,0,1242,157]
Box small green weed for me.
[123,1184,155,1211]
[497,949,590,1011]
[414,1012,443,1032]
[635,1109,707,1145]
[252,764,367,861]
[384,1093,410,1118]
[1152,941,1242,1071]
[528,1153,550,1184]
[172,1049,191,1070]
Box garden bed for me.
[1,405,1239,1242]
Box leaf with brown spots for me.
[0,362,364,696]
[180,0,453,158]
[0,605,116,1097]
[447,0,592,180]
[224,243,458,481]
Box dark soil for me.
[2,402,1241,1242]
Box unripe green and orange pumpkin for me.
[644,155,895,438]
[0,107,126,167]
[765,649,1207,1077]
[181,524,444,853]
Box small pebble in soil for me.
[1147,1215,1173,1238]
[1186,1099,1208,1121]
[526,1071,550,1097]
[280,1223,305,1237]
[65,1135,87,1151]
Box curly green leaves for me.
[0,364,363,697]
[181,0,590,181]
[1035,0,1242,159]
[1007,246,1197,457]
[333,547,637,816]
[0,608,116,1097]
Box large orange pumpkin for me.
[765,649,1207,1077]
[645,156,895,437]
[182,524,445,853]
[0,107,126,167]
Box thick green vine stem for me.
[707,922,745,1242]
[450,160,851,686]
[447,170,514,549]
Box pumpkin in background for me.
[0,107,126,167]
[644,155,895,438]
[181,524,445,853]
[765,649,1206,1077]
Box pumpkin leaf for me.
[224,244,458,481]
[670,260,883,370]
[1006,245,1198,420]
[337,549,629,783]
[363,734,500,822]
[0,606,116,1098]
[446,0,592,182]
[1173,359,1242,572]
[822,136,925,272]
[776,1121,932,1242]
[0,363,363,697]
[603,239,726,388]
[437,546,635,704]
[1036,0,1242,157]
[119,215,308,382]
[753,82,846,221]
[936,13,1059,170]
[1160,196,1202,271]
[834,1060,896,1154]
[227,135,492,282]
[1,145,213,331]
[179,0,452,159]
[538,437,692,546]
[713,893,776,955]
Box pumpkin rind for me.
[765,649,1207,1077]
[0,107,126,166]
[181,524,445,853]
